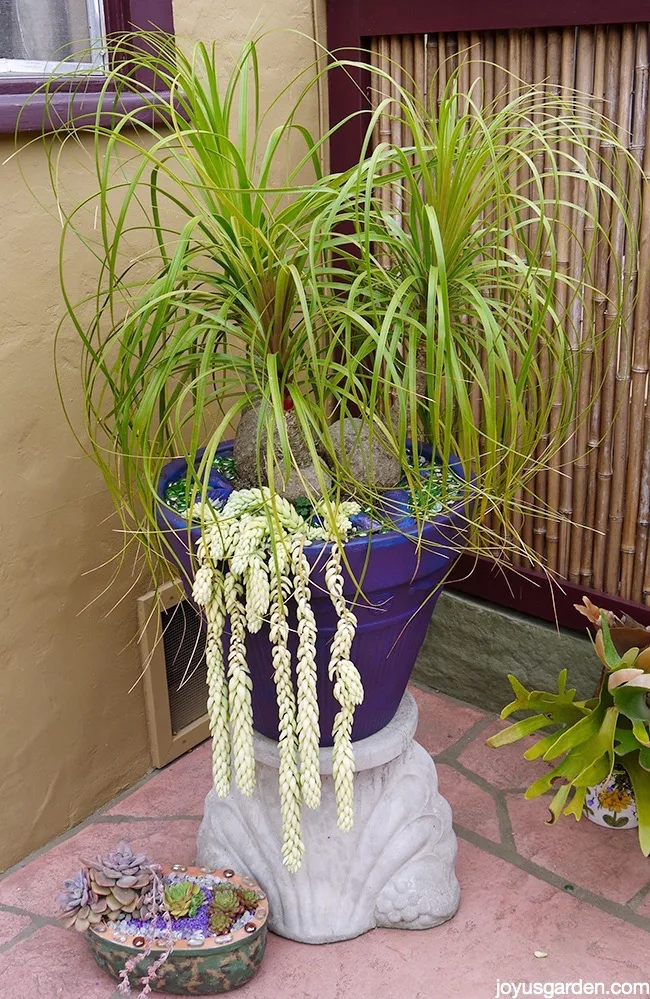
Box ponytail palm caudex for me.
[46,37,641,868]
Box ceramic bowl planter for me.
[56,850,268,997]
[88,866,268,995]
[584,767,638,830]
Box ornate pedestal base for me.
[197,693,460,943]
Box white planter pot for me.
[584,766,638,829]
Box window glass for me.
[0,0,104,71]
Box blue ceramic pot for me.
[156,442,468,745]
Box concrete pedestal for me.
[196,692,460,943]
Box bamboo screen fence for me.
[368,26,650,605]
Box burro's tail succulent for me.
[163,879,205,919]
[82,841,157,920]
[56,869,107,932]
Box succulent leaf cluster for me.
[80,842,157,921]
[163,880,205,919]
[56,869,107,932]
[208,884,259,936]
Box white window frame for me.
[0,0,107,76]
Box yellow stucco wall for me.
[0,0,324,872]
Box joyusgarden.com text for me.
[493,981,650,997]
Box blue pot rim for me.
[156,441,469,551]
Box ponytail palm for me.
[49,36,365,576]
[314,70,639,558]
[47,38,640,580]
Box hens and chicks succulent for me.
[209,885,260,935]
[163,880,205,919]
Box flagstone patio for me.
[1,683,648,999]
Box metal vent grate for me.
[161,600,208,736]
[138,580,210,767]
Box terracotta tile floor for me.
[1,683,649,999]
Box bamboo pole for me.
[414,34,425,106]
[524,29,553,558]
[377,37,392,152]
[427,34,439,116]
[480,31,496,540]
[468,31,482,109]
[506,30,526,567]
[375,38,393,269]
[592,24,634,592]
[401,35,415,97]
[481,31,495,118]
[517,28,537,559]
[568,26,602,584]
[622,27,650,600]
[457,32,470,116]
[545,28,576,574]
[519,29,534,86]
[580,25,622,589]
[437,33,448,106]
[578,25,608,589]
[532,28,562,562]
[462,32,485,493]
[553,27,581,577]
[607,25,645,596]
[446,31,459,84]
[400,35,416,218]
[369,40,381,152]
[497,31,527,561]
[389,35,403,151]
[494,31,508,112]
[468,34,484,433]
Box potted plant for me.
[56,842,268,995]
[45,35,639,870]
[487,597,650,853]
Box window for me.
[0,0,174,133]
[0,0,106,75]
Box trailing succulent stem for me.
[192,489,361,871]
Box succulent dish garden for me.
[57,843,268,996]
[488,598,650,853]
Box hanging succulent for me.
[192,487,363,873]
[163,880,206,919]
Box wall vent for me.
[138,581,209,767]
